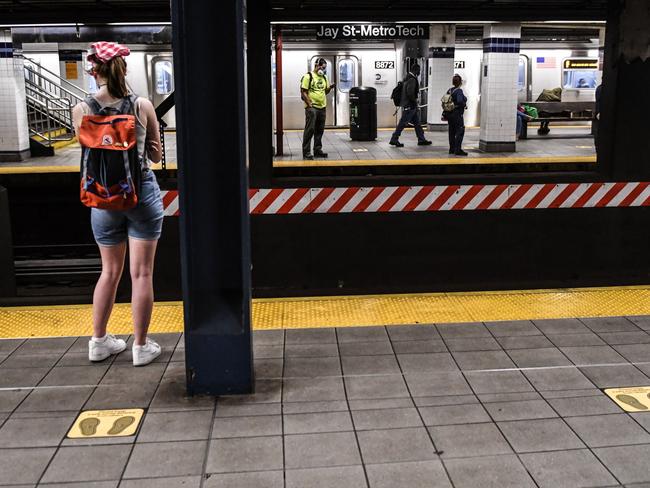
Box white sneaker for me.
[132,338,162,367]
[88,334,127,362]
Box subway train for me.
[278,44,602,129]
[15,24,601,132]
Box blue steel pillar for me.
[171,0,253,395]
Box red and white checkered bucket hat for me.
[87,41,130,63]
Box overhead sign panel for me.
[564,59,599,70]
[316,24,429,41]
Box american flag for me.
[536,56,556,68]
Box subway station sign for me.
[316,24,429,41]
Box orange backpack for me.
[79,95,141,211]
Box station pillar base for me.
[479,140,516,153]
[0,149,30,162]
[428,123,448,132]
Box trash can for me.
[350,87,377,141]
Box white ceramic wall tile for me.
[0,33,30,152]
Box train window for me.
[517,57,526,91]
[338,59,356,93]
[154,60,174,95]
[563,70,597,89]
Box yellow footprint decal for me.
[616,394,648,411]
[108,415,136,435]
[79,417,100,436]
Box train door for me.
[149,55,175,128]
[518,55,531,102]
[309,55,360,127]
[335,56,359,127]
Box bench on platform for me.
[520,101,595,139]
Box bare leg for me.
[92,243,127,339]
[129,238,158,346]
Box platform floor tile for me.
[1,319,650,486]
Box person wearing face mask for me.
[300,58,335,160]
[389,62,431,148]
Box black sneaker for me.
[303,154,314,160]
[418,140,432,146]
[455,150,468,156]
[449,149,454,154]
[314,151,328,158]
[389,140,404,147]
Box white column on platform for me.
[427,24,456,131]
[0,30,30,162]
[478,23,521,153]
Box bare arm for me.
[72,103,84,135]
[139,99,162,163]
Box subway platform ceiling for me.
[0,0,609,23]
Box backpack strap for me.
[118,94,138,115]
[84,96,102,115]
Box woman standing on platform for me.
[72,42,164,367]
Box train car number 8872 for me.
[375,61,395,69]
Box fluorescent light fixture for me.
[1,22,172,28]
[0,23,78,27]
[270,20,498,25]
[105,22,171,26]
[542,20,606,24]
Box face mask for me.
[317,68,326,76]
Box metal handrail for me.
[24,65,85,107]
[25,90,74,146]
[21,57,80,148]
[25,85,74,131]
[21,54,89,100]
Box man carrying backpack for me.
[301,58,335,160]
[389,62,431,148]
[442,74,468,156]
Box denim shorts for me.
[91,170,164,246]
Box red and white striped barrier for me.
[161,182,650,217]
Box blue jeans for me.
[91,170,164,246]
[391,107,426,143]
[516,111,527,137]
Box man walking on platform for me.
[301,58,335,160]
[389,62,431,148]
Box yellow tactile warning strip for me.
[67,409,144,438]
[605,387,650,412]
[0,165,79,174]
[3,285,650,339]
[0,164,178,174]
[273,155,597,168]
[0,155,595,174]
[282,126,591,133]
